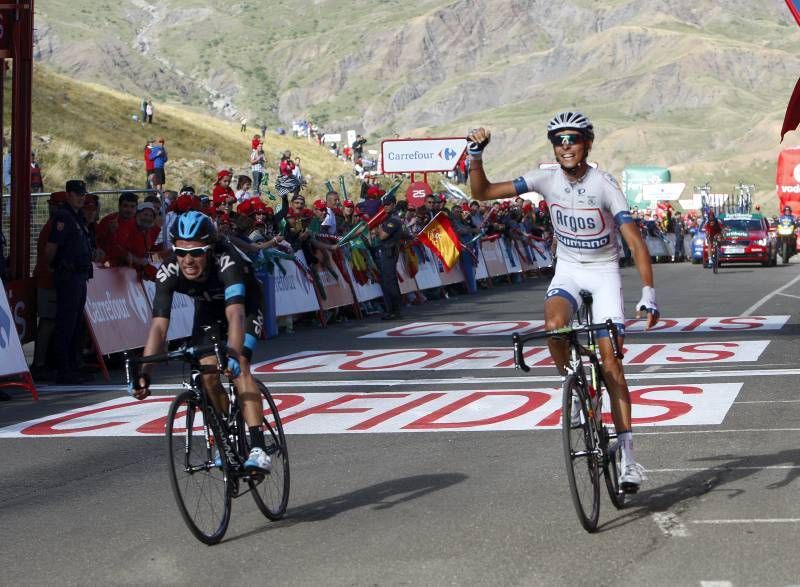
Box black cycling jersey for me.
[152,240,263,360]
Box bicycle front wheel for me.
[249,381,290,520]
[562,375,601,532]
[166,390,232,544]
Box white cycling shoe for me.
[244,447,272,473]
[619,462,647,493]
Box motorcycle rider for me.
[777,205,797,262]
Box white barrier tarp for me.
[275,252,321,317]
[499,237,523,273]
[345,263,384,303]
[0,278,29,377]
[142,281,194,341]
[529,241,553,269]
[413,249,443,290]
[474,245,489,280]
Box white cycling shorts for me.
[545,260,625,334]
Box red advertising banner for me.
[84,265,152,355]
[4,277,37,344]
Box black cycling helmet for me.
[169,210,217,243]
[546,111,595,141]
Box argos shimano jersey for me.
[513,166,632,265]
[152,240,263,360]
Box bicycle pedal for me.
[621,483,640,495]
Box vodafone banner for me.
[142,281,194,341]
[274,252,320,317]
[252,341,770,374]
[362,316,790,339]
[777,147,800,212]
[382,137,467,173]
[0,383,743,436]
[0,278,30,378]
[84,265,152,354]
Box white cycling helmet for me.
[546,111,595,141]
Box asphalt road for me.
[2,259,800,586]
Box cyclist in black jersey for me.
[130,211,271,472]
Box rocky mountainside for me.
[34,0,800,207]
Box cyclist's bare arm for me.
[224,303,246,365]
[133,317,169,399]
[619,222,658,329]
[467,127,518,201]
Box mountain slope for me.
[33,0,800,210]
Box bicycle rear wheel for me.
[602,432,627,510]
[562,375,601,532]
[249,381,290,520]
[166,390,231,544]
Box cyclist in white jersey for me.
[467,112,659,491]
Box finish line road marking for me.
[34,366,800,395]
[361,316,790,339]
[0,383,742,437]
[692,519,800,525]
[251,341,770,374]
[648,466,800,473]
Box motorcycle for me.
[776,219,797,264]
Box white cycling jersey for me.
[513,166,633,265]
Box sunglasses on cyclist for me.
[549,133,584,147]
[174,245,211,258]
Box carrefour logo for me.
[438,147,457,161]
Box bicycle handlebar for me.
[512,319,624,372]
[123,342,228,390]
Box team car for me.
[710,213,778,267]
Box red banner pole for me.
[9,0,33,279]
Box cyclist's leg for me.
[544,262,581,374]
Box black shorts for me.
[152,167,166,186]
[190,282,264,362]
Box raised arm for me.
[467,127,519,202]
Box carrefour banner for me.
[622,166,671,209]
[381,137,467,173]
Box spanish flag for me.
[417,212,464,271]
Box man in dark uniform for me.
[375,194,408,320]
[44,180,94,384]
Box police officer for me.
[375,194,408,320]
[44,180,94,384]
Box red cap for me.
[217,169,232,181]
[237,199,255,216]
[460,203,470,212]
[171,194,200,213]
[48,191,68,204]
[251,138,261,150]
[342,200,354,209]
[312,200,327,211]
[439,194,446,203]
[367,185,385,198]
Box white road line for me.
[692,519,800,525]
[35,367,800,394]
[734,400,800,404]
[637,428,800,436]
[777,292,800,301]
[651,512,690,537]
[699,581,733,587]
[741,271,800,315]
[648,465,800,473]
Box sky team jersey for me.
[513,166,633,264]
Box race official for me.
[375,194,408,320]
[45,180,94,384]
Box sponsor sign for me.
[776,147,800,210]
[316,261,356,311]
[274,252,320,317]
[84,265,151,354]
[141,281,194,341]
[322,133,342,143]
[344,260,383,303]
[361,316,789,339]
[4,277,37,344]
[0,383,743,436]
[381,138,467,174]
[0,278,29,378]
[252,341,770,374]
[395,254,419,295]
[405,181,433,208]
[642,182,686,201]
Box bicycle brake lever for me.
[512,333,531,372]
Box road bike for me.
[125,342,290,544]
[512,292,627,532]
